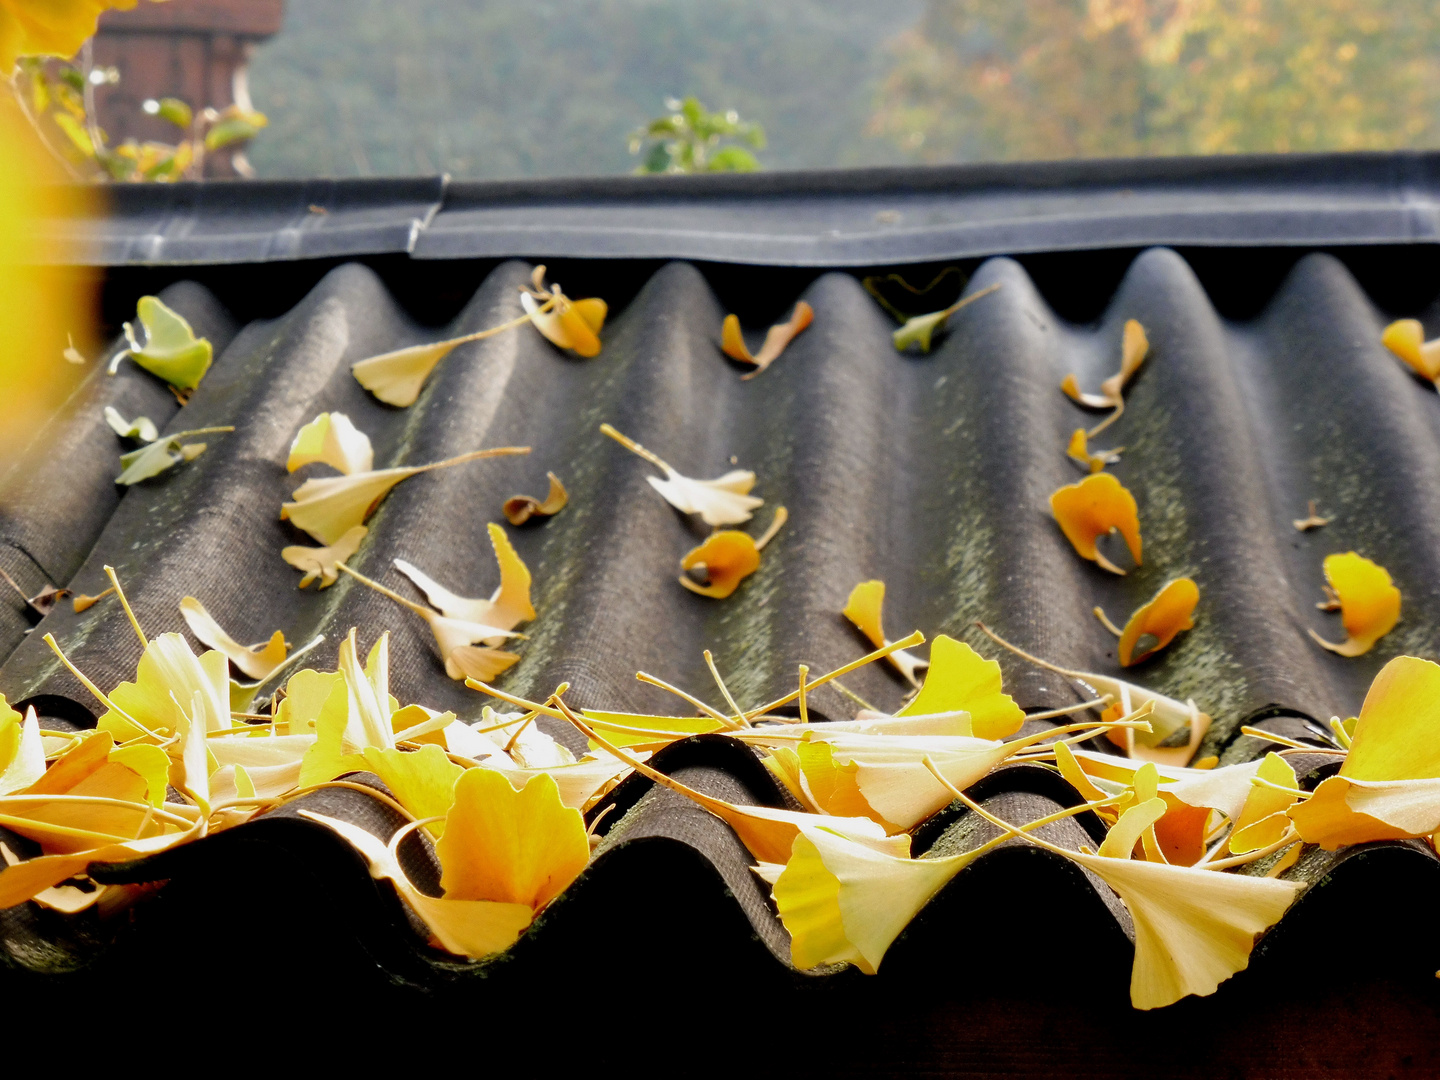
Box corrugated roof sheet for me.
[4,223,1440,1063]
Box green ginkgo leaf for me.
[103,405,158,444]
[890,283,1002,354]
[116,426,232,485]
[109,296,213,391]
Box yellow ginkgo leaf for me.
[1096,796,1168,859]
[394,522,534,632]
[1308,551,1400,657]
[560,702,907,864]
[352,339,470,409]
[351,291,574,406]
[721,301,814,379]
[795,733,1013,832]
[0,701,44,796]
[282,525,367,589]
[273,667,342,736]
[1,730,171,854]
[295,682,362,788]
[1067,428,1123,473]
[1062,318,1148,433]
[179,596,289,681]
[281,446,528,545]
[898,634,1024,740]
[1381,318,1440,384]
[1111,578,1199,667]
[600,422,763,527]
[1228,753,1297,854]
[1068,850,1299,1009]
[108,295,213,391]
[477,753,635,812]
[941,775,1300,1010]
[1050,472,1142,575]
[96,631,232,744]
[362,744,463,838]
[0,827,194,912]
[1341,655,1440,782]
[679,508,786,599]
[286,412,373,475]
[434,768,589,911]
[978,624,1208,767]
[207,729,313,799]
[1289,656,1440,849]
[300,811,534,959]
[1061,749,1238,862]
[338,564,522,682]
[443,645,522,683]
[777,708,1144,833]
[503,471,568,525]
[580,710,727,750]
[841,580,929,688]
[771,785,1113,975]
[297,630,396,787]
[520,266,606,357]
[774,824,969,974]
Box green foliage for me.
[629,96,764,173]
[14,56,266,182]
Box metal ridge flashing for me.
[38,175,450,266]
[31,150,1440,267]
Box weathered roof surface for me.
[42,150,1440,266]
[5,246,1435,735]
[4,221,1440,1065]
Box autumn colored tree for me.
[871,0,1440,161]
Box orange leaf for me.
[1050,472,1142,574]
[721,302,814,379]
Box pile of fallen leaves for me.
[4,270,1437,1013]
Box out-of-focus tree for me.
[630,96,765,173]
[3,1,266,181]
[871,0,1440,160]
[15,52,267,182]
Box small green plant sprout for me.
[629,97,765,174]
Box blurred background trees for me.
[871,0,1440,161]
[235,0,1440,177]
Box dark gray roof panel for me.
[3,248,1433,750]
[36,152,1440,268]
[5,231,1440,1036]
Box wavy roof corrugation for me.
[2,244,1439,1027]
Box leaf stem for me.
[599,423,673,474]
[937,281,1002,320]
[753,506,788,552]
[41,632,156,738]
[466,679,566,719]
[827,676,879,714]
[704,649,749,728]
[744,631,927,721]
[103,565,147,649]
[409,445,531,476]
[634,671,731,724]
[1093,606,1124,637]
[336,562,435,619]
